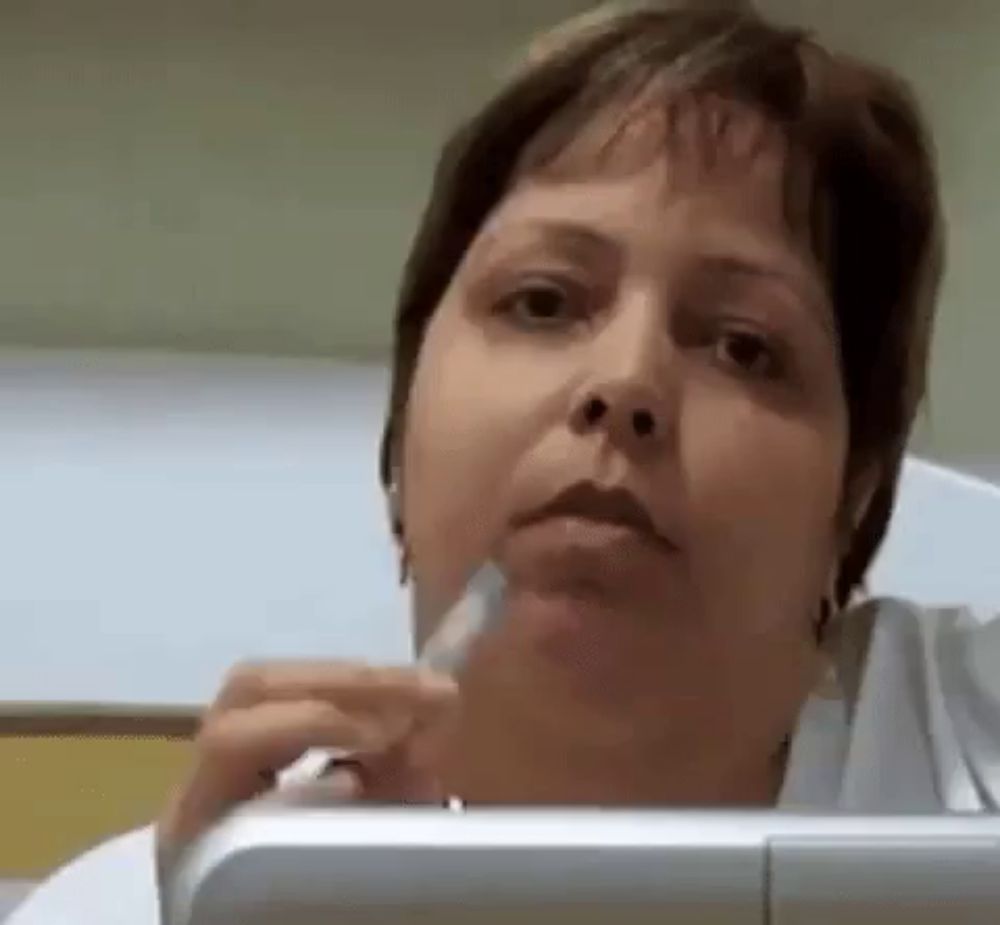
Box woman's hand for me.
[156,660,459,873]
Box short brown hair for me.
[379,2,944,605]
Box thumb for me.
[256,763,363,807]
[357,739,448,804]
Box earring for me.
[815,574,839,644]
[807,570,844,704]
[387,482,409,586]
[398,545,410,586]
[815,597,832,644]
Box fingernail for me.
[408,722,453,769]
[382,712,415,742]
[417,671,459,694]
[358,725,392,753]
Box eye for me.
[494,278,584,329]
[714,328,783,379]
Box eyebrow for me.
[698,253,834,335]
[532,221,614,256]
[474,219,616,266]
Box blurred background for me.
[0,0,997,474]
[1,0,998,905]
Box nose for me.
[569,331,677,459]
[568,288,676,458]
[571,379,669,455]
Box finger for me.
[407,701,461,771]
[163,700,394,844]
[214,661,457,713]
[202,700,399,785]
[358,741,448,805]
[357,695,460,806]
[256,764,362,807]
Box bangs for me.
[513,79,821,256]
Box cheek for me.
[403,345,496,615]
[679,390,847,626]
[400,308,579,625]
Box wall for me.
[759,0,1000,478]
[0,0,588,358]
[0,349,411,705]
[2,347,1000,709]
[0,0,996,474]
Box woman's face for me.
[399,101,849,753]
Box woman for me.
[12,3,1000,923]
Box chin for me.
[499,517,680,604]
[484,520,685,684]
[497,575,679,702]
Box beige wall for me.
[0,0,996,473]
[759,0,1000,475]
[0,0,587,357]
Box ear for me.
[840,463,881,554]
[386,467,404,539]
[385,471,411,586]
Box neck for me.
[437,679,789,807]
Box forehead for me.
[475,165,826,319]
[506,89,814,242]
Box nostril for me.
[632,409,655,437]
[583,397,607,425]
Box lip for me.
[511,481,680,552]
